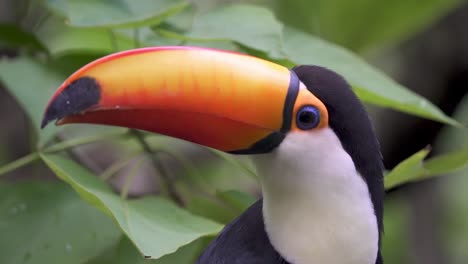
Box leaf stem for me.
[130,129,184,205]
[0,131,130,176]
[0,152,40,177]
[43,130,129,153]
[100,152,142,181]
[109,30,119,52]
[208,148,257,179]
[120,156,145,200]
[133,28,141,48]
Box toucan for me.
[41,46,384,264]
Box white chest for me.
[253,129,379,264]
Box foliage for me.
[41,154,222,259]
[385,144,468,189]
[0,0,467,263]
[272,0,462,53]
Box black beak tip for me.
[40,76,101,130]
[41,111,55,129]
[40,104,61,129]
[40,116,49,129]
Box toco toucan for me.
[42,46,384,264]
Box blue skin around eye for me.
[296,105,320,130]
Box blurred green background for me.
[0,0,467,263]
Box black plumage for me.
[197,199,289,264]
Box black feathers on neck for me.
[292,65,385,248]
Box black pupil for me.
[299,110,315,124]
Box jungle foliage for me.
[0,0,467,263]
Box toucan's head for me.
[42,47,384,262]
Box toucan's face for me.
[42,47,329,154]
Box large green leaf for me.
[384,148,431,189]
[385,144,468,189]
[216,189,256,213]
[0,181,121,264]
[186,195,238,224]
[283,27,459,126]
[273,0,462,53]
[188,4,285,58]
[87,236,211,264]
[0,57,65,145]
[184,190,256,225]
[153,237,212,264]
[35,16,135,56]
[35,16,181,56]
[116,27,182,48]
[41,154,223,259]
[45,0,189,28]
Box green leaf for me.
[35,16,182,56]
[0,181,121,264]
[185,190,257,225]
[186,195,238,224]
[35,16,135,56]
[154,237,212,264]
[116,27,182,48]
[385,148,431,189]
[283,27,459,126]
[0,57,65,146]
[87,236,211,264]
[155,28,239,51]
[41,153,223,259]
[207,149,257,179]
[162,4,196,32]
[273,0,462,53]
[424,144,468,175]
[188,4,285,58]
[216,190,256,213]
[385,144,468,189]
[45,0,190,28]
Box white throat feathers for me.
[253,128,379,264]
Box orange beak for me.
[42,46,302,154]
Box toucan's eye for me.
[296,105,320,130]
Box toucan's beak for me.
[42,46,302,154]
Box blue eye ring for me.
[296,105,320,130]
